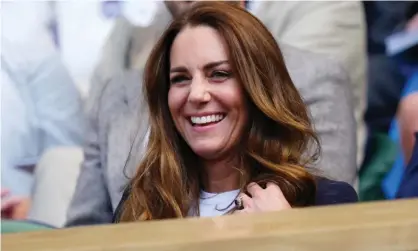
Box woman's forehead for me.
[170,26,230,69]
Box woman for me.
[115,1,357,222]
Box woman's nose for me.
[187,76,211,104]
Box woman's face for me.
[168,25,248,161]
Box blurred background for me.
[1,0,417,230]
[1,1,161,97]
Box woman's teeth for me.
[190,114,224,125]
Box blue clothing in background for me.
[382,72,418,198]
[396,133,418,198]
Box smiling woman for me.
[115,1,357,222]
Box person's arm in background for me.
[306,58,357,185]
[255,1,366,166]
[3,49,84,222]
[1,2,84,221]
[398,4,418,164]
[30,54,85,150]
[65,73,114,226]
[65,16,140,226]
[398,90,418,164]
[1,1,84,169]
[396,133,418,198]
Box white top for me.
[196,189,240,217]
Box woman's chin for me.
[191,147,224,161]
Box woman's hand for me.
[234,182,291,214]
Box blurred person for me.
[396,133,418,198]
[363,1,417,140]
[251,1,367,167]
[360,3,418,200]
[399,90,418,164]
[66,1,356,226]
[382,75,418,199]
[383,11,418,198]
[399,11,418,162]
[1,3,84,220]
[115,2,357,221]
[395,67,418,200]
[1,189,29,219]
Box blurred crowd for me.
[1,1,417,227]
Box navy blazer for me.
[113,178,357,222]
[315,178,358,205]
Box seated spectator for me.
[253,1,367,166]
[1,5,84,220]
[363,1,416,135]
[383,75,418,198]
[380,9,418,199]
[360,3,417,201]
[65,1,356,226]
[114,2,357,222]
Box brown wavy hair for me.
[119,1,321,222]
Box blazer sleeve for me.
[65,73,114,226]
[315,178,358,205]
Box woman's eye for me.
[170,75,189,84]
[210,71,231,81]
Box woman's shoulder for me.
[314,177,358,206]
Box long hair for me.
[119,1,321,222]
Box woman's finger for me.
[266,182,291,209]
[266,182,286,199]
[247,182,263,198]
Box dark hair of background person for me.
[119,1,321,222]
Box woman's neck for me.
[201,159,241,193]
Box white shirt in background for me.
[1,3,84,196]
